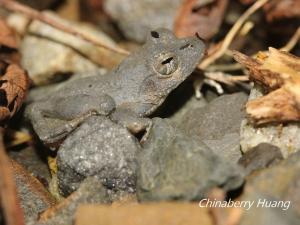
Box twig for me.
[0,0,129,56]
[225,208,243,225]
[204,72,249,85]
[207,188,243,225]
[206,63,243,72]
[198,0,269,69]
[0,127,24,225]
[280,27,300,52]
[207,188,227,225]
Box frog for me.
[25,28,206,147]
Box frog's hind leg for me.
[25,94,116,146]
[38,94,116,145]
[25,102,64,145]
[25,102,88,146]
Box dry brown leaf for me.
[86,0,103,8]
[174,0,228,40]
[11,159,56,206]
[240,0,300,22]
[75,202,213,225]
[239,0,255,4]
[206,188,243,225]
[0,61,29,122]
[264,0,300,21]
[0,128,25,225]
[0,18,20,64]
[233,48,300,124]
[0,18,18,49]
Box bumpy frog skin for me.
[26,28,206,146]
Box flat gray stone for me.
[178,92,248,162]
[239,151,300,223]
[12,160,56,223]
[137,118,244,201]
[240,192,300,225]
[57,116,140,196]
[32,177,110,225]
[238,143,283,175]
[21,13,114,85]
[104,0,181,43]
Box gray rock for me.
[240,192,300,225]
[9,146,51,185]
[178,92,248,162]
[21,35,103,85]
[137,118,244,201]
[33,177,111,225]
[169,95,207,124]
[240,85,300,158]
[241,151,300,216]
[104,0,181,43]
[21,13,117,85]
[238,143,283,175]
[12,160,56,223]
[57,116,140,196]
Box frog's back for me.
[47,73,120,100]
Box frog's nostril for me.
[180,43,193,50]
[151,31,160,38]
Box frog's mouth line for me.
[144,100,164,116]
[139,89,179,116]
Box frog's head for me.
[138,28,206,115]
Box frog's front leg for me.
[110,108,152,142]
[41,110,99,146]
[26,94,116,146]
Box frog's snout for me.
[194,35,206,51]
[182,36,206,59]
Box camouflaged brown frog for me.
[26,28,206,146]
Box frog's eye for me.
[153,53,178,77]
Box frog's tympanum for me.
[26,28,206,146]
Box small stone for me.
[168,81,207,123]
[137,118,244,201]
[57,116,140,196]
[36,177,110,225]
[178,92,248,162]
[104,0,182,43]
[9,146,51,185]
[238,143,283,175]
[169,96,207,123]
[241,151,300,216]
[240,192,300,225]
[21,35,101,85]
[20,12,120,85]
[240,85,300,158]
[12,160,56,223]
